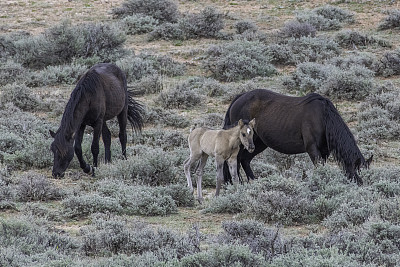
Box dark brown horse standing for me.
[50,63,144,178]
[223,89,372,185]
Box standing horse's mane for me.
[55,69,101,156]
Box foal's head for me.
[238,119,256,153]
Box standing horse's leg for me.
[102,122,112,163]
[75,124,92,174]
[240,137,267,181]
[215,155,225,197]
[91,119,103,169]
[117,108,128,159]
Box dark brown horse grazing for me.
[50,63,144,178]
[223,89,372,185]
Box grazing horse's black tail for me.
[222,93,247,184]
[324,98,365,185]
[127,90,144,132]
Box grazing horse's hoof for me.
[83,164,95,176]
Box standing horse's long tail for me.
[324,98,365,185]
[222,93,247,184]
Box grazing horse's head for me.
[49,130,74,178]
[238,118,256,153]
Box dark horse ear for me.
[49,130,56,138]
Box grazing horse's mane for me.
[55,69,101,156]
[302,92,366,175]
[323,97,365,176]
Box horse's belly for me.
[264,136,306,155]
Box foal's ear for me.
[249,118,256,128]
[49,130,56,138]
[238,119,244,127]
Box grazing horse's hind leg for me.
[117,108,128,159]
[102,122,112,163]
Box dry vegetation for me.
[1,0,400,266]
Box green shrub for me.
[26,63,88,86]
[268,36,340,65]
[358,86,400,140]
[373,49,400,77]
[149,6,224,40]
[202,186,248,214]
[0,83,42,111]
[335,29,391,49]
[81,214,200,257]
[156,79,204,109]
[97,145,184,185]
[296,5,354,31]
[112,0,179,23]
[378,9,400,30]
[234,20,258,34]
[204,40,276,81]
[0,60,26,86]
[145,106,190,128]
[17,172,63,202]
[284,62,374,100]
[122,14,159,35]
[279,20,316,39]
[0,216,79,265]
[180,244,267,267]
[218,220,285,260]
[13,20,126,69]
[0,104,54,170]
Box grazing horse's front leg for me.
[75,124,92,174]
[102,122,112,163]
[91,120,103,171]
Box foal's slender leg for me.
[75,124,91,174]
[184,153,202,194]
[117,108,128,159]
[227,156,239,185]
[91,119,103,168]
[196,153,208,203]
[215,155,225,197]
[102,122,112,163]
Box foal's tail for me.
[324,98,365,185]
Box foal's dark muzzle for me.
[247,144,255,153]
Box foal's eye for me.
[242,133,246,137]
